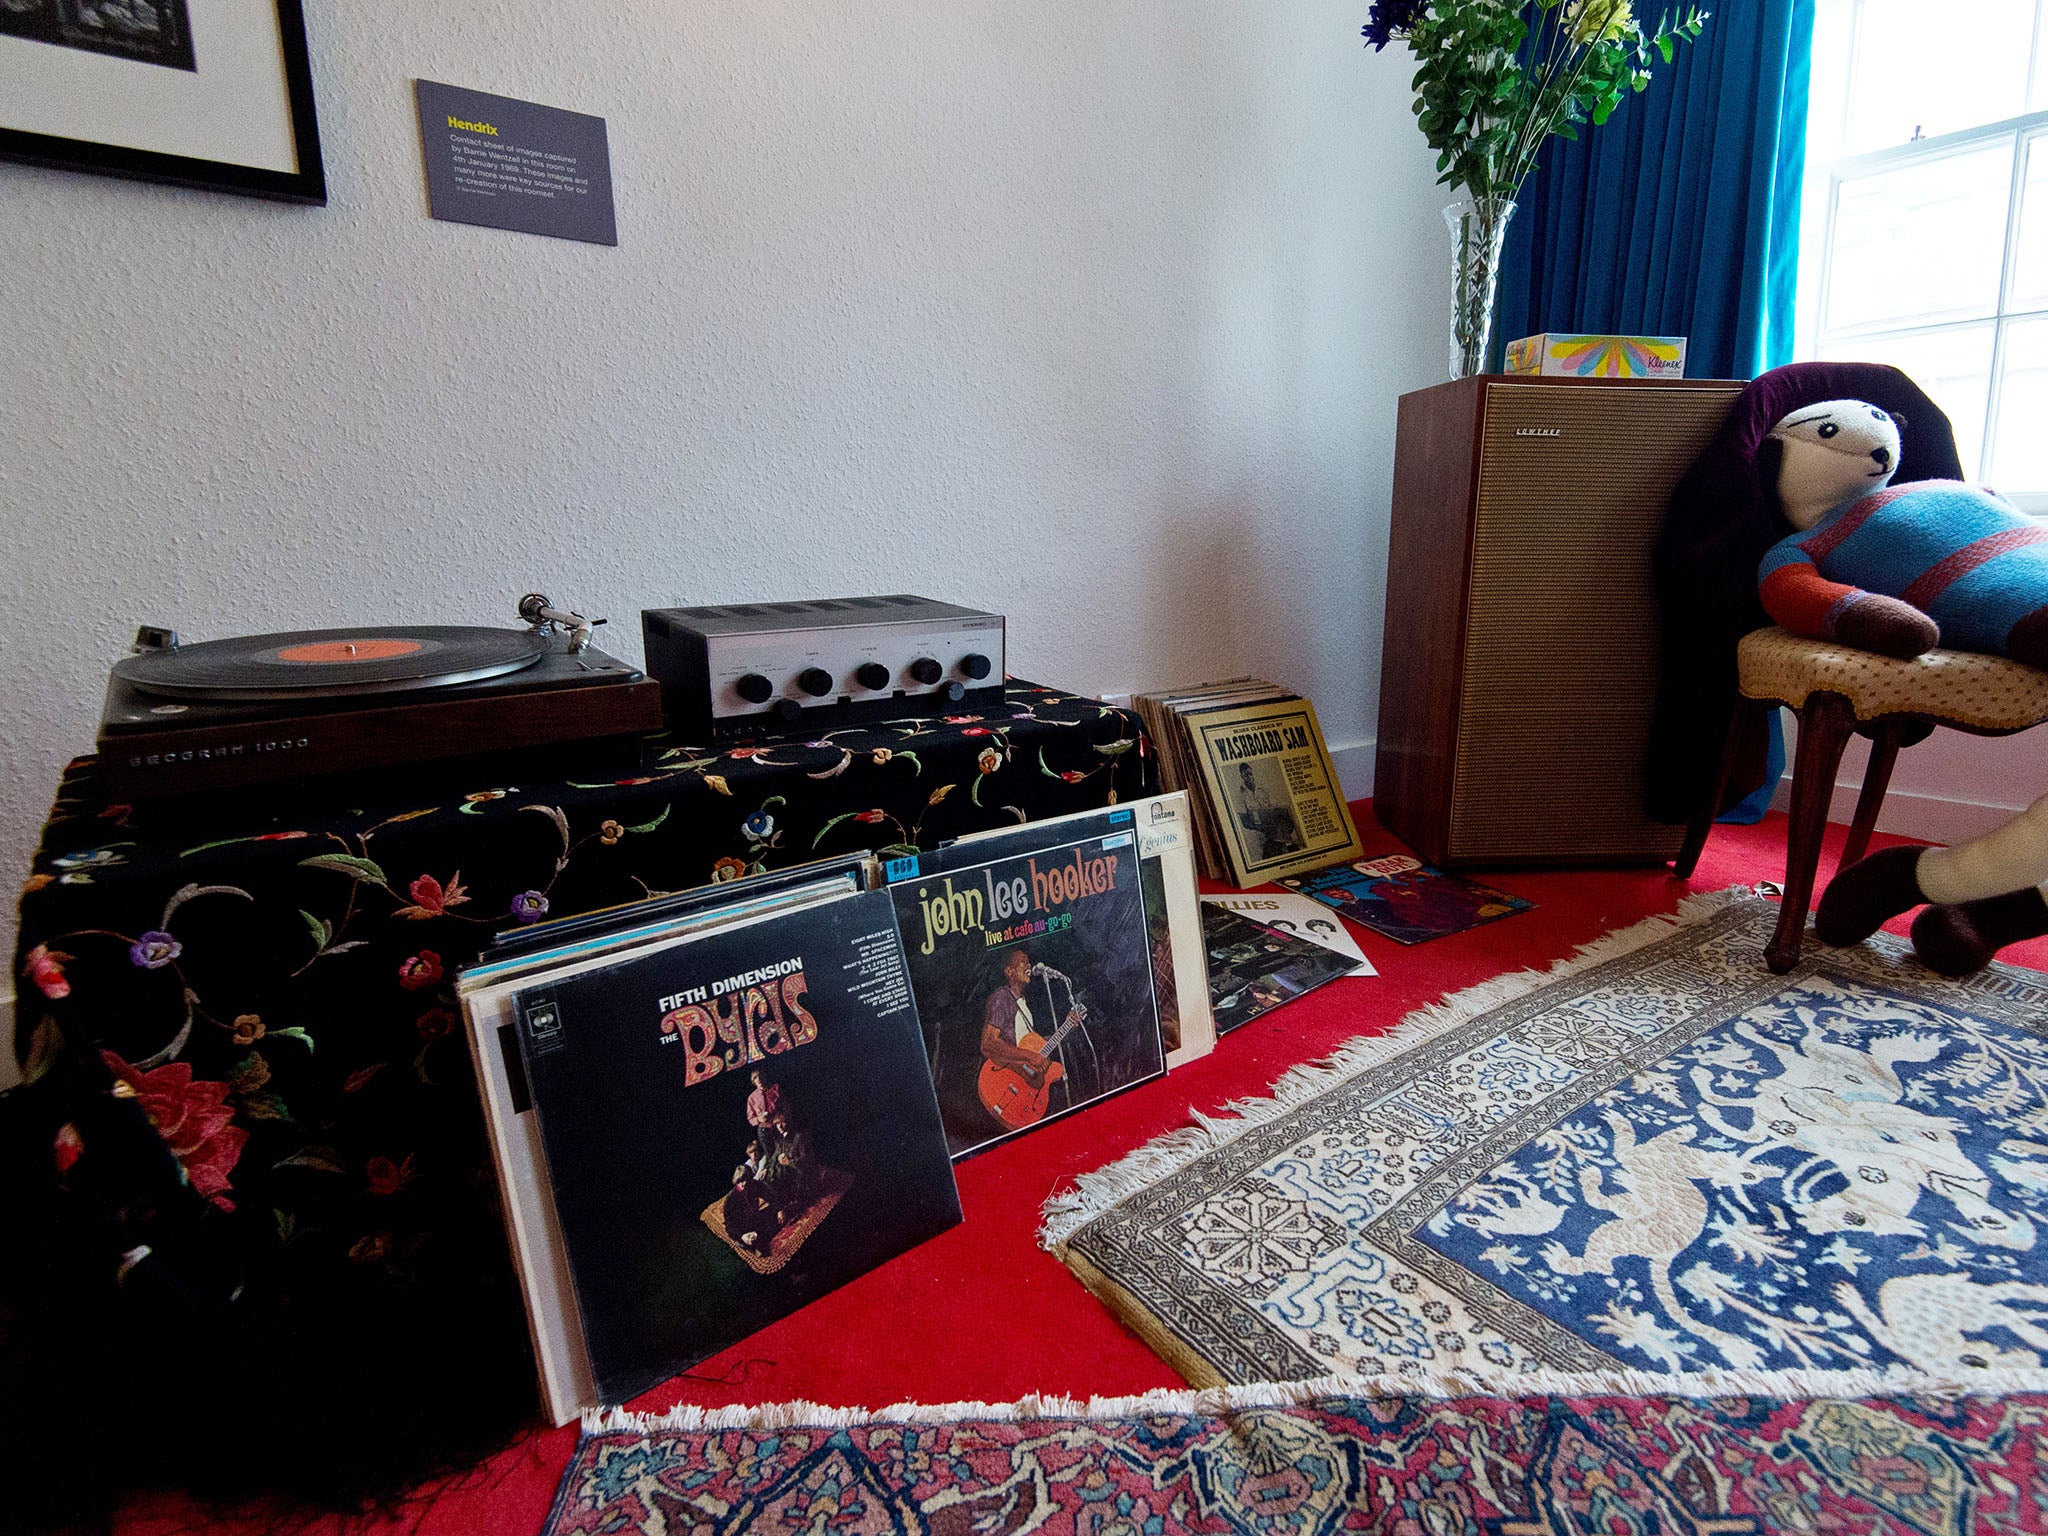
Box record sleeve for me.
[926,793,1215,1068]
[886,824,1165,1158]
[1199,905,1360,1033]
[1278,854,1533,944]
[509,888,960,1406]
[1186,695,1363,886]
[1201,892,1375,975]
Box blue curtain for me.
[1493,0,1816,380]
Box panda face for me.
[1768,399,1905,530]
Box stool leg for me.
[1673,698,1762,879]
[1838,722,1904,869]
[1769,692,1855,974]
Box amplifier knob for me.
[960,652,992,680]
[773,698,804,723]
[908,657,943,686]
[855,661,891,692]
[735,672,774,705]
[797,667,835,698]
[942,681,966,703]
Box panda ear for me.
[1757,435,1787,516]
[1890,410,1909,431]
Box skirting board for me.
[1766,776,2030,848]
[1318,735,2019,852]
[1771,710,2048,848]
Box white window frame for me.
[1804,0,2048,512]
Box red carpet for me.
[117,803,2048,1535]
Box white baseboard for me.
[1328,736,2011,848]
[1766,777,2027,846]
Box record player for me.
[97,595,664,801]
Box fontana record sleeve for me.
[513,888,961,1405]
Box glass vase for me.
[1444,197,1516,380]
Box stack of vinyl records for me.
[1131,679,1363,887]
[459,856,962,1424]
[459,793,1218,1423]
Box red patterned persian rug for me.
[544,1378,2048,1534]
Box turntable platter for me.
[113,626,550,700]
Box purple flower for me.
[1362,0,1426,49]
[129,930,182,969]
[510,890,549,924]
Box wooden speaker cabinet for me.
[1373,374,1741,868]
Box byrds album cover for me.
[1279,854,1533,944]
[889,828,1165,1159]
[513,889,960,1405]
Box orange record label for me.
[274,638,426,664]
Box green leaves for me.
[623,804,671,836]
[300,852,390,888]
[301,909,332,950]
[160,882,253,927]
[1390,0,1709,202]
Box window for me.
[1797,0,2048,509]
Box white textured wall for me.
[0,1,1448,1069]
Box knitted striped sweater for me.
[1758,480,2048,657]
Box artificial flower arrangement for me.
[1363,0,1708,374]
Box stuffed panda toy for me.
[1757,399,2048,668]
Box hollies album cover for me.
[1198,904,1360,1033]
[888,826,1166,1159]
[513,888,961,1404]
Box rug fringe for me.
[581,1360,2048,1437]
[1038,884,1762,1249]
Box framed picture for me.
[0,0,325,203]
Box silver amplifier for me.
[642,595,1006,740]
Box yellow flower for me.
[1566,0,1632,44]
[231,1014,265,1046]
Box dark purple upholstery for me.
[1644,362,1964,826]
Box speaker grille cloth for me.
[1449,384,1740,861]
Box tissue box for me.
[1504,333,1687,379]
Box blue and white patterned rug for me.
[1044,888,2048,1394]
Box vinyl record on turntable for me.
[113,626,551,701]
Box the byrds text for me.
[1215,722,1310,761]
[658,958,818,1086]
[916,847,1122,955]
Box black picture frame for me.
[0,0,325,205]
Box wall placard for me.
[415,79,615,246]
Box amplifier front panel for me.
[702,616,1004,722]
[1447,383,1739,863]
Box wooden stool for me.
[1675,626,2048,974]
